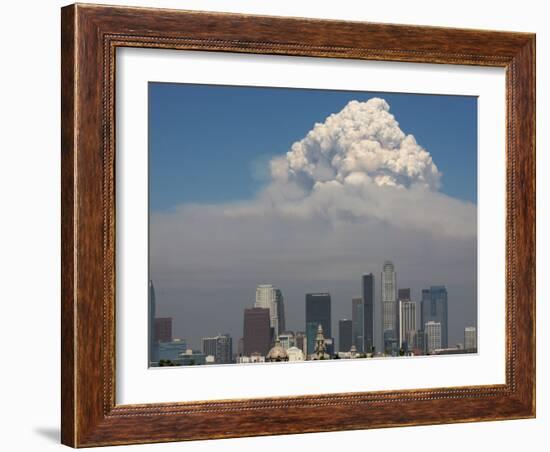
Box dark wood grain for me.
[60,5,76,447]
[61,3,536,447]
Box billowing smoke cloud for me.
[271,98,441,191]
[222,98,474,238]
[150,98,477,349]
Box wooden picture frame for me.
[61,3,535,447]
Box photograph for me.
[147,83,479,367]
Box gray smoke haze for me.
[150,98,477,350]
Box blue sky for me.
[148,83,477,211]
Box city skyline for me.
[149,84,477,360]
[149,257,476,363]
[151,271,475,352]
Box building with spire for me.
[310,324,331,360]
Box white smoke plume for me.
[221,97,474,238]
[270,97,441,191]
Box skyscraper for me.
[243,307,271,356]
[425,321,442,353]
[275,288,286,335]
[202,334,233,364]
[351,297,364,353]
[148,280,158,365]
[362,273,375,352]
[306,322,319,356]
[381,261,397,350]
[421,286,449,348]
[305,292,332,341]
[202,336,217,358]
[464,326,477,351]
[339,319,353,352]
[398,288,411,302]
[399,301,416,350]
[255,284,285,337]
[154,317,173,343]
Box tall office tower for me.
[381,261,397,349]
[294,331,307,355]
[397,288,410,349]
[202,334,233,364]
[202,336,217,360]
[339,319,353,352]
[148,280,158,364]
[154,317,173,343]
[464,326,477,351]
[217,334,233,364]
[306,322,319,356]
[425,321,442,353]
[275,288,286,335]
[421,286,449,348]
[399,301,417,350]
[398,288,411,302]
[305,293,332,349]
[351,297,364,353]
[362,273,375,352]
[255,284,285,337]
[243,307,272,356]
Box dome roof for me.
[266,340,289,361]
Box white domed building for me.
[266,339,289,362]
